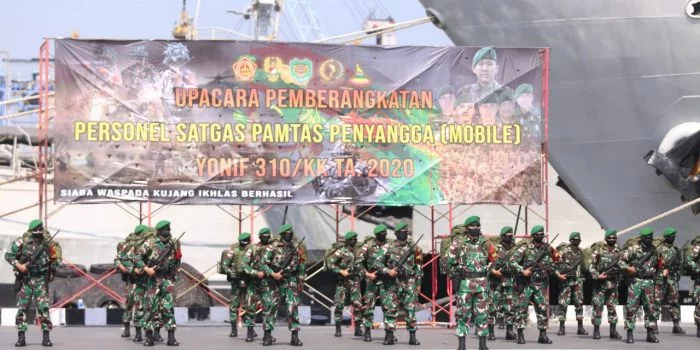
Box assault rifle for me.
[275,237,306,275]
[14,230,61,293]
[559,256,582,279]
[627,246,657,279]
[516,233,559,284]
[387,234,423,277]
[146,231,186,275]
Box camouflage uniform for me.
[133,220,182,346]
[487,226,517,341]
[221,234,250,338]
[327,231,363,337]
[4,219,61,347]
[589,230,622,339]
[371,221,421,346]
[682,235,700,337]
[241,228,275,342]
[509,225,559,344]
[114,224,149,341]
[446,215,496,350]
[651,227,685,334]
[554,232,588,336]
[259,224,305,346]
[355,224,391,342]
[619,227,664,343]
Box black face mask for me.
[376,232,387,242]
[31,228,43,239]
[396,230,408,242]
[260,236,271,245]
[664,236,675,245]
[641,237,653,247]
[347,238,357,248]
[532,234,544,243]
[467,227,481,237]
[240,240,250,247]
[158,229,171,241]
[606,237,617,246]
[570,239,581,248]
[501,235,514,245]
[282,231,293,243]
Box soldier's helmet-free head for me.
[155,220,171,241]
[239,232,251,246]
[500,226,514,244]
[373,224,388,242]
[569,231,581,247]
[279,223,294,243]
[639,227,654,246]
[472,46,498,85]
[530,225,545,243]
[663,227,676,244]
[394,222,409,242]
[258,227,272,245]
[604,229,617,245]
[464,216,481,237]
[28,219,44,237]
[345,231,358,247]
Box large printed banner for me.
[54,39,545,205]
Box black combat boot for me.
[457,336,466,350]
[696,324,700,338]
[505,325,516,340]
[290,330,303,346]
[245,326,255,342]
[262,330,272,346]
[122,322,131,338]
[487,324,496,340]
[626,329,634,343]
[609,324,621,339]
[364,327,372,342]
[577,319,588,335]
[144,330,154,347]
[517,328,525,344]
[354,323,363,336]
[133,327,143,342]
[592,325,600,339]
[230,323,237,337]
[646,327,659,343]
[497,316,505,329]
[383,330,395,345]
[409,331,420,345]
[557,320,565,335]
[15,331,26,347]
[166,329,179,346]
[42,330,52,347]
[537,329,552,344]
[335,323,342,337]
[154,328,163,342]
[652,323,659,334]
[479,335,489,350]
[672,321,686,334]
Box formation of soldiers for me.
[5,217,700,349]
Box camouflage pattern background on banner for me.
[53,39,545,205]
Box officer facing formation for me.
[554,232,588,336]
[326,231,363,337]
[589,229,623,340]
[5,219,62,347]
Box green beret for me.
[514,83,534,98]
[455,93,475,105]
[500,226,514,236]
[373,224,387,234]
[663,227,677,237]
[498,88,515,103]
[479,92,500,105]
[530,225,544,234]
[569,232,581,239]
[438,85,454,97]
[258,227,271,236]
[28,219,43,230]
[345,231,358,240]
[472,47,497,68]
[278,223,292,234]
[155,220,171,230]
[395,222,408,232]
[134,225,147,235]
[464,216,480,226]
[239,232,251,241]
[604,229,617,238]
[639,227,654,237]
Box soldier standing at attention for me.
[327,231,363,337]
[5,219,62,347]
[589,229,622,340]
[554,232,588,336]
[128,225,152,343]
[447,215,497,350]
[372,222,421,346]
[134,220,182,347]
[115,224,147,340]
[356,224,391,342]
[683,233,700,337]
[487,226,517,341]
[509,225,560,344]
[619,227,666,344]
[651,227,685,335]
[241,228,276,343]
[221,232,252,338]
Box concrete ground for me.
[2,322,698,349]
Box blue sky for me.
[0,0,453,59]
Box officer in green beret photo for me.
[457,47,503,102]
[497,88,517,125]
[453,93,476,124]
[514,83,543,143]
[437,85,456,120]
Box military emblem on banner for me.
[351,64,370,86]
[232,55,257,81]
[318,59,345,84]
[263,56,283,82]
[290,58,313,85]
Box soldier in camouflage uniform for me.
[241,228,276,342]
[327,231,363,337]
[356,224,391,342]
[589,229,622,340]
[509,224,560,344]
[487,226,517,341]
[5,219,61,347]
[554,232,588,336]
[221,232,251,338]
[619,227,666,344]
[651,227,685,334]
[372,221,421,346]
[128,225,152,343]
[683,234,700,337]
[133,220,182,346]
[447,215,497,350]
[115,224,147,340]
[259,224,305,346]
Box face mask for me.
[159,230,171,242]
[664,236,675,245]
[376,233,387,242]
[347,238,357,248]
[240,240,250,247]
[467,227,481,237]
[570,239,581,247]
[260,236,271,245]
[501,236,514,244]
[31,229,43,238]
[606,237,617,246]
[282,232,293,242]
[641,237,653,246]
[396,231,408,241]
[532,234,544,243]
